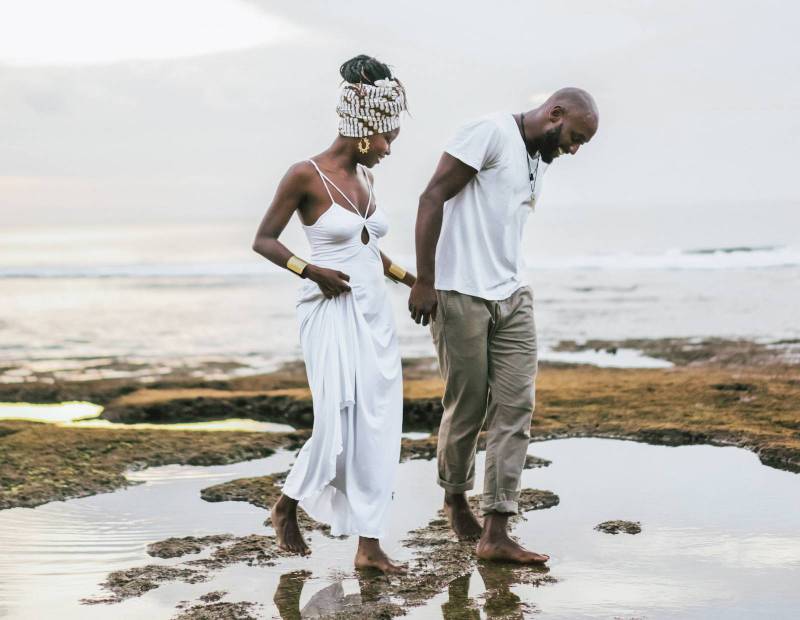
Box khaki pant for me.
[431,286,537,514]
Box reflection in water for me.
[272,570,309,620]
[442,573,480,619]
[440,563,551,619]
[272,569,400,619]
[478,562,545,618]
[269,561,552,618]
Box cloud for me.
[0,0,306,66]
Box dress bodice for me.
[302,160,389,269]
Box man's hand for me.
[408,280,438,326]
[307,265,351,299]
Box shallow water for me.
[1,438,799,619]
[0,402,295,433]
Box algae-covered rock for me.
[594,520,642,535]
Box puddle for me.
[0,401,103,423]
[401,431,431,440]
[0,402,294,433]
[542,347,673,368]
[1,438,799,618]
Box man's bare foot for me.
[354,538,407,574]
[475,536,549,564]
[271,494,310,556]
[443,492,483,541]
[476,512,548,564]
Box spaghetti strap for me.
[306,159,336,206]
[306,159,366,219]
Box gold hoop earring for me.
[357,137,371,154]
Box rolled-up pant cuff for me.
[437,476,474,494]
[480,496,519,515]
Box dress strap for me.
[306,159,336,206]
[306,159,365,219]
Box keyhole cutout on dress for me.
[361,225,370,245]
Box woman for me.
[252,55,414,574]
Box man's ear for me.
[549,105,564,123]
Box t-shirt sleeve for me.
[444,118,503,172]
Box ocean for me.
[1,222,799,381]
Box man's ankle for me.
[444,492,469,507]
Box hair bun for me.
[339,54,393,85]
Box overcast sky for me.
[1,0,798,257]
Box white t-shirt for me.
[434,112,547,300]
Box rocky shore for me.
[1,338,798,618]
[1,339,799,512]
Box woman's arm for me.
[380,251,416,288]
[252,163,352,299]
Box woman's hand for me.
[306,265,351,299]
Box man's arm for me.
[408,153,477,325]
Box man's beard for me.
[538,125,562,164]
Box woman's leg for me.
[271,493,310,555]
[354,537,406,574]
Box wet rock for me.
[515,489,560,515]
[199,591,227,603]
[200,474,285,510]
[757,445,800,474]
[172,600,261,620]
[88,535,287,604]
[523,454,552,469]
[594,520,642,535]
[83,564,208,604]
[147,535,234,559]
[188,534,283,569]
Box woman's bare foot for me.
[443,492,483,541]
[271,494,310,555]
[475,512,549,564]
[354,537,407,574]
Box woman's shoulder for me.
[275,160,320,194]
[284,159,318,181]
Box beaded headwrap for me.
[336,78,407,138]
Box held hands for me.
[307,265,351,299]
[408,281,438,326]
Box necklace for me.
[519,112,540,210]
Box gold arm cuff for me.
[388,263,407,281]
[287,256,308,277]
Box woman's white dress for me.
[281,160,403,539]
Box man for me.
[409,88,599,563]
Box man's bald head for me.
[527,87,599,163]
[546,87,599,121]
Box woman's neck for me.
[321,136,360,173]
